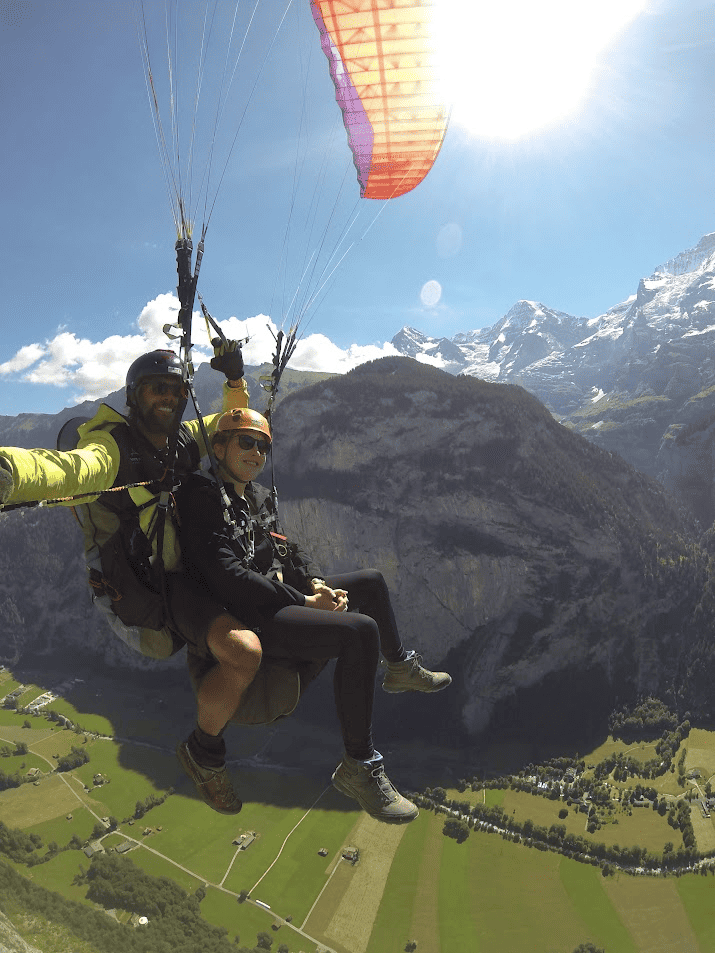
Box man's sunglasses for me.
[143,380,187,398]
[232,433,271,454]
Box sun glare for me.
[434,0,649,139]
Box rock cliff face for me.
[0,910,43,953]
[1,357,713,744]
[270,359,710,740]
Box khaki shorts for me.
[164,571,228,659]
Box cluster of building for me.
[232,831,257,850]
[1,676,84,713]
[1,685,26,706]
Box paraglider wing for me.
[310,0,448,199]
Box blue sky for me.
[1,0,714,416]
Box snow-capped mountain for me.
[392,232,715,418]
[391,233,715,525]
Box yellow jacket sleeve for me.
[0,409,123,506]
[0,378,250,506]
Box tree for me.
[443,819,469,844]
[572,945,605,953]
[14,742,28,756]
[237,889,250,903]
[256,932,273,949]
[22,720,31,729]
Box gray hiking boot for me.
[382,651,452,694]
[332,751,418,823]
[177,739,242,815]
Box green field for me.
[25,805,98,847]
[199,889,294,950]
[46,699,115,737]
[7,667,715,952]
[677,875,715,951]
[72,739,178,818]
[366,812,715,953]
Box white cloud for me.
[0,342,47,375]
[415,352,448,369]
[290,334,399,373]
[0,294,400,401]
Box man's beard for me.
[138,406,180,438]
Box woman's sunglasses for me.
[233,433,271,454]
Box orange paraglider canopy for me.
[310,0,449,199]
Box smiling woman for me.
[435,0,649,138]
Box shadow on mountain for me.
[6,356,715,806]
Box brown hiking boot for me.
[332,752,418,824]
[382,652,452,694]
[177,740,242,815]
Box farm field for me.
[685,729,715,784]
[7,670,715,952]
[365,813,715,953]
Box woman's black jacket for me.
[176,472,323,628]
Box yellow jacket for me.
[0,379,248,507]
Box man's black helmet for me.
[125,350,184,406]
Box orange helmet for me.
[215,408,271,441]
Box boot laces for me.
[200,763,234,798]
[369,764,397,803]
[407,654,431,681]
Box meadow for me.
[6,676,715,951]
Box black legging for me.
[257,569,407,761]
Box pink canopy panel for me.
[310,0,449,199]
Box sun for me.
[434,0,649,139]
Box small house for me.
[83,841,104,858]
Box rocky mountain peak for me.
[655,231,715,277]
[498,299,578,330]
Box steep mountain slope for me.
[0,910,43,953]
[1,357,713,745]
[270,358,711,741]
